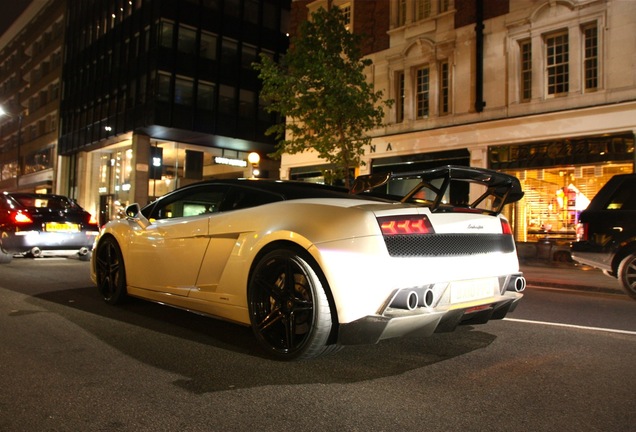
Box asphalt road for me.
[1,258,635,431]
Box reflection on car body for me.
[91,165,526,360]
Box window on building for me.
[159,21,174,48]
[244,0,259,24]
[197,81,216,111]
[221,38,238,69]
[439,0,451,13]
[439,60,450,115]
[178,25,197,55]
[174,76,194,106]
[415,0,432,20]
[219,85,235,115]
[241,44,258,70]
[415,66,430,118]
[157,72,171,102]
[519,38,532,101]
[545,31,569,95]
[200,31,217,60]
[239,89,255,117]
[397,0,407,26]
[339,3,352,31]
[583,23,598,91]
[396,70,405,123]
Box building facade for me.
[58,0,291,224]
[282,0,636,243]
[0,0,66,194]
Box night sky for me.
[0,0,33,41]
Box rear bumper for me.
[1,231,98,253]
[570,242,614,272]
[338,293,522,345]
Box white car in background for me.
[91,165,525,360]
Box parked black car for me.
[571,174,636,299]
[0,192,99,263]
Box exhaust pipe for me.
[421,288,434,307]
[78,247,89,256]
[390,287,435,310]
[30,247,42,257]
[392,290,419,310]
[507,276,526,292]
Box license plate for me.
[45,222,80,233]
[450,278,498,304]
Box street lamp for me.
[248,152,260,178]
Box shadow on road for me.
[28,285,497,393]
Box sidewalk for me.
[519,259,625,296]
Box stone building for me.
[282,0,636,243]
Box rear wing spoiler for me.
[350,165,524,215]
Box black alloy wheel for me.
[95,237,128,304]
[618,253,636,300]
[248,249,334,360]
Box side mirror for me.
[125,203,150,229]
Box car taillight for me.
[501,219,513,235]
[12,211,33,224]
[378,215,435,235]
[88,213,98,225]
[576,222,588,241]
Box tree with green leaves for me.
[254,6,392,188]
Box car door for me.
[190,185,283,301]
[125,184,229,294]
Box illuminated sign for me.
[214,157,247,167]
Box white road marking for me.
[503,318,636,336]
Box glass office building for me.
[59,0,290,223]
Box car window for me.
[605,178,636,210]
[220,186,283,211]
[149,185,228,220]
[12,195,76,210]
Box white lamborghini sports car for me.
[91,165,526,360]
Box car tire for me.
[94,237,128,304]
[617,253,636,300]
[248,248,336,360]
[0,238,12,264]
[0,251,12,264]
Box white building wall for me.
[280,0,636,179]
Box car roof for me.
[585,174,636,212]
[159,178,381,201]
